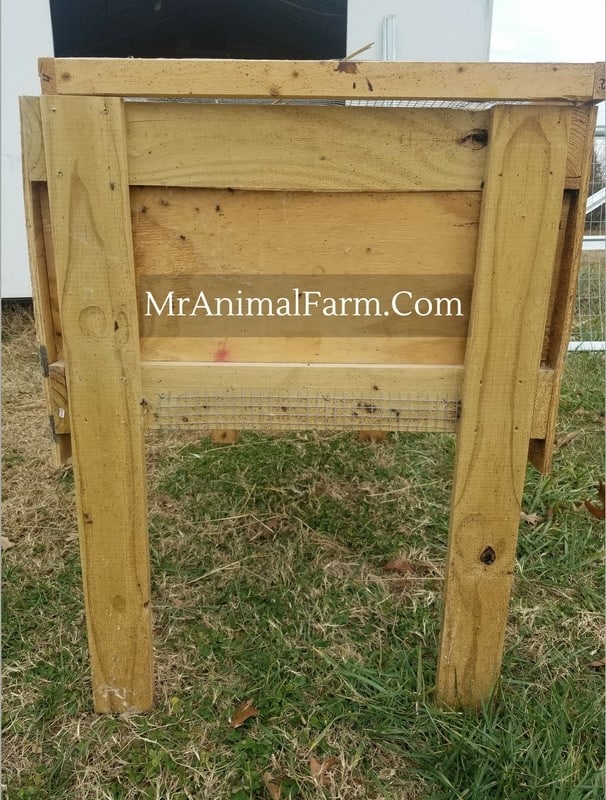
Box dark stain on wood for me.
[335,61,358,74]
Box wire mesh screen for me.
[571,128,605,350]
[154,389,461,433]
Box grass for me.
[2,303,604,799]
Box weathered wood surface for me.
[436,106,571,708]
[125,104,489,191]
[40,95,153,712]
[39,58,605,102]
[19,98,71,465]
[529,105,599,473]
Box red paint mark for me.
[213,343,230,362]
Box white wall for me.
[1,0,54,298]
[347,0,492,61]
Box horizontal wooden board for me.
[46,360,554,438]
[125,104,489,191]
[24,96,592,187]
[139,336,468,365]
[131,188,480,274]
[138,362,554,438]
[39,59,605,102]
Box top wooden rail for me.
[39,58,605,103]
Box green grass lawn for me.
[2,306,604,799]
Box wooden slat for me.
[28,101,596,188]
[529,106,599,473]
[38,187,63,360]
[19,98,71,466]
[39,59,605,102]
[131,188,480,273]
[126,104,489,191]
[45,359,556,437]
[140,336,468,366]
[436,105,571,708]
[540,195,572,366]
[20,96,46,181]
[120,362,555,438]
[142,362,463,433]
[40,95,153,713]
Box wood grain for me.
[40,95,153,713]
[529,106,599,473]
[436,105,571,708]
[19,98,71,465]
[42,360,556,439]
[130,187,480,274]
[39,59,605,102]
[125,104,489,191]
[139,335,468,366]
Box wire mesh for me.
[572,128,605,349]
[154,389,460,433]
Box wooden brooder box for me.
[20,59,604,713]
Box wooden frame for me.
[21,59,603,712]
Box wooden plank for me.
[19,98,71,466]
[131,188,480,272]
[20,97,46,181]
[39,59,605,102]
[126,105,489,192]
[45,362,555,444]
[142,362,464,433]
[131,362,553,438]
[529,106,598,473]
[28,102,593,189]
[565,107,597,189]
[38,187,63,360]
[40,95,153,713]
[436,105,570,708]
[540,195,572,366]
[139,336,468,366]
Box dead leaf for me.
[585,480,605,520]
[262,772,281,799]
[250,515,281,541]
[309,755,338,785]
[383,558,414,574]
[520,511,545,526]
[555,430,582,449]
[589,657,606,669]
[229,699,258,728]
[1,536,16,550]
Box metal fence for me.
[570,125,605,351]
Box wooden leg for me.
[436,106,571,708]
[40,96,153,712]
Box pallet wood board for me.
[39,94,153,712]
[125,104,489,191]
[39,58,605,102]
